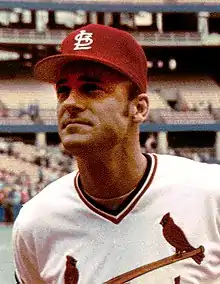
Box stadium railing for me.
[0,29,203,45]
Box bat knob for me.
[199,245,205,253]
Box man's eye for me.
[80,83,102,94]
[57,85,71,95]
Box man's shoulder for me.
[157,153,220,171]
[156,154,220,192]
[30,170,77,202]
[14,171,78,231]
[156,154,198,172]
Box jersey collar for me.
[74,153,158,224]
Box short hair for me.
[128,82,142,101]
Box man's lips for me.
[62,119,93,129]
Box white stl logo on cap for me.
[73,30,93,51]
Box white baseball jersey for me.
[12,153,220,284]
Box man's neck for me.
[76,149,147,201]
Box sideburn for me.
[123,101,130,117]
[123,82,140,117]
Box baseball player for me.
[12,24,220,284]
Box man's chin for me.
[61,134,92,154]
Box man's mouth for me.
[62,119,92,129]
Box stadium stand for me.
[0,154,39,182]
[0,117,34,125]
[0,137,78,223]
[148,91,171,109]
[147,75,220,123]
[180,90,220,110]
[0,78,58,124]
[160,110,216,124]
[147,91,172,123]
[0,79,57,109]
[149,75,220,92]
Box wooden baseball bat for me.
[104,246,205,284]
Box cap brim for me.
[34,54,90,83]
[34,54,135,85]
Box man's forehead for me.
[59,60,127,81]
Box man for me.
[12,24,220,284]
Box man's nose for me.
[62,91,86,113]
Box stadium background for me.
[0,0,220,282]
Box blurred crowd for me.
[0,99,42,123]
[143,134,220,164]
[166,148,220,164]
[0,99,9,118]
[18,102,40,123]
[0,139,76,223]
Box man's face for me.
[56,61,134,155]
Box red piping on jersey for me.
[74,153,158,224]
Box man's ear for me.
[130,93,149,123]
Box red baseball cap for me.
[34,24,147,93]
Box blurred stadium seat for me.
[0,154,39,182]
[160,109,216,124]
[0,79,57,109]
[149,75,220,91]
[180,90,220,110]
[148,91,171,109]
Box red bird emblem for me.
[64,255,79,284]
[160,213,205,265]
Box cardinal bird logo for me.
[160,213,205,265]
[64,255,79,284]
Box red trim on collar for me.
[74,154,158,224]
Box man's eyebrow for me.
[78,75,102,83]
[56,75,103,87]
